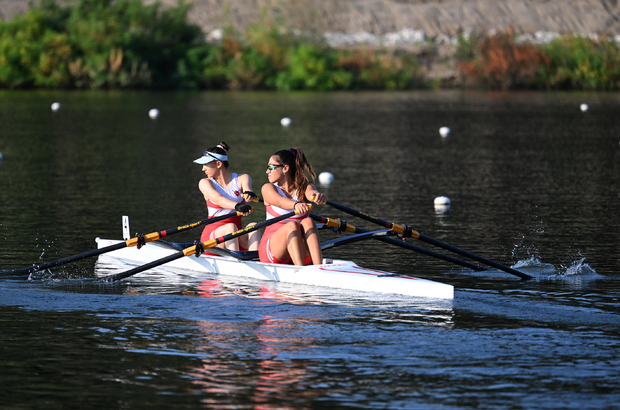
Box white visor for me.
[194,152,228,164]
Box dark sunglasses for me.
[267,164,284,171]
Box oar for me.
[311,214,486,271]
[320,229,395,250]
[322,201,533,280]
[100,207,308,282]
[1,211,247,277]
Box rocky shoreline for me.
[3,0,620,39]
[159,0,620,39]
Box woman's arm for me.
[262,183,297,209]
[199,178,242,210]
[305,184,326,204]
[237,173,257,202]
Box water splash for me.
[562,257,598,276]
[34,236,55,261]
[510,204,546,260]
[512,256,600,279]
[512,257,557,276]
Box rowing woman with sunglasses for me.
[259,147,326,266]
[194,141,260,253]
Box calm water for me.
[1,90,619,409]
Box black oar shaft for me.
[105,252,190,282]
[1,211,244,276]
[415,233,531,279]
[324,200,532,280]
[311,214,485,271]
[2,242,128,276]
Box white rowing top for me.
[206,173,243,217]
[265,185,308,222]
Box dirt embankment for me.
[2,0,620,38]
[166,0,620,38]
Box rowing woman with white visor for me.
[194,141,260,254]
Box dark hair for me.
[205,141,230,168]
[272,147,316,200]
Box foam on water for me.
[510,256,602,280]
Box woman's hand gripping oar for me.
[100,207,310,282]
[1,212,247,277]
[310,214,486,272]
[321,200,533,280]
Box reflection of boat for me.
[95,238,454,299]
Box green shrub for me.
[541,35,620,90]
[0,0,206,89]
[275,44,352,91]
[0,4,71,88]
[457,29,620,90]
[0,0,425,90]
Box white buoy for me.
[439,126,450,137]
[434,197,451,213]
[280,117,292,127]
[435,204,450,214]
[51,102,61,111]
[149,109,159,119]
[318,172,334,185]
[580,104,589,112]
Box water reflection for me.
[434,204,450,214]
[187,315,324,408]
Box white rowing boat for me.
[95,238,454,299]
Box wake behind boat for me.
[94,238,454,299]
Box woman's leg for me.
[268,221,305,265]
[239,222,261,251]
[300,218,322,265]
[213,223,240,250]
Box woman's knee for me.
[300,218,317,234]
[301,218,315,228]
[283,221,302,233]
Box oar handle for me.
[101,207,309,282]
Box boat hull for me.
[95,238,454,299]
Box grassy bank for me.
[1,0,619,91]
[0,0,423,90]
[458,29,620,90]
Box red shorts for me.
[258,222,312,265]
[200,216,246,255]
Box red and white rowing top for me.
[265,184,308,222]
[206,173,244,217]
